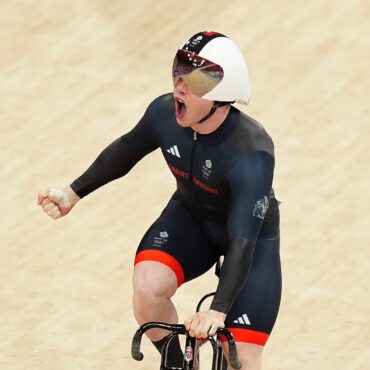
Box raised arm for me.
[71,98,161,198]
[38,97,162,219]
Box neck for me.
[191,105,231,134]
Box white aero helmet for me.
[172,31,251,105]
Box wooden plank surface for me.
[1,1,369,369]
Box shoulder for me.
[139,93,174,131]
[136,93,175,138]
[228,151,275,181]
[145,93,174,116]
[227,107,274,157]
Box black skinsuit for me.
[71,94,281,345]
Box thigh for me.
[135,198,219,286]
[224,236,282,346]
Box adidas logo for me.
[167,145,181,158]
[233,314,251,326]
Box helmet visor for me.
[172,49,224,98]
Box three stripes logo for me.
[167,145,181,158]
[234,313,251,326]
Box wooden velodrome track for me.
[1,0,369,369]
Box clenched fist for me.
[38,186,80,219]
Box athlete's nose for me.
[174,77,188,95]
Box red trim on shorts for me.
[134,250,185,286]
[221,328,269,346]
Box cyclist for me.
[38,31,281,370]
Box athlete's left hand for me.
[184,310,226,338]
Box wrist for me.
[209,309,227,321]
[63,186,80,206]
[210,301,229,315]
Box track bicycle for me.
[131,292,242,370]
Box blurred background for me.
[0,0,369,369]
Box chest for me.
[160,130,230,197]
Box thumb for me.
[184,314,195,331]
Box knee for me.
[223,342,263,370]
[133,261,178,307]
[238,344,263,370]
[238,354,261,370]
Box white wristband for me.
[49,188,69,203]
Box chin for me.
[175,117,191,128]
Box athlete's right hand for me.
[38,186,80,220]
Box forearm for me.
[210,238,255,314]
[70,99,161,198]
[70,136,135,197]
[71,121,160,199]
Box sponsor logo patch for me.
[253,196,269,219]
[166,145,181,158]
[153,231,169,248]
[233,313,251,326]
[184,345,193,363]
[202,159,212,180]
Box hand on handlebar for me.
[132,322,242,370]
[184,309,226,338]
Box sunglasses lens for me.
[172,50,224,97]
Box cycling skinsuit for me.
[70,93,282,346]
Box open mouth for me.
[175,97,186,119]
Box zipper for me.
[190,130,207,222]
[190,130,197,180]
[189,130,201,214]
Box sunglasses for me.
[172,49,224,97]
